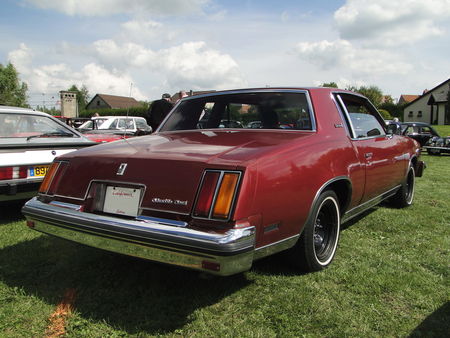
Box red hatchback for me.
[22,88,425,275]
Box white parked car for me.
[0,106,95,202]
[77,116,152,135]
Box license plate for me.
[103,186,141,217]
[29,165,49,177]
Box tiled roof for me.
[90,94,142,109]
[399,95,419,103]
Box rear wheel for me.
[293,190,340,272]
[390,165,415,208]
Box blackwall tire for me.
[390,165,415,208]
[293,190,340,272]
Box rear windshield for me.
[159,92,313,132]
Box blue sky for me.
[1,0,449,109]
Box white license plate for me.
[103,186,141,217]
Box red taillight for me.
[193,171,221,217]
[193,170,241,220]
[0,166,28,180]
[38,161,68,195]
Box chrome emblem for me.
[116,163,128,176]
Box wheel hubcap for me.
[313,199,338,262]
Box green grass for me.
[0,154,449,337]
[433,124,450,137]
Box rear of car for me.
[0,106,95,202]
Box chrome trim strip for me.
[136,215,188,228]
[139,207,190,216]
[22,197,256,276]
[342,185,400,223]
[253,234,299,261]
[49,201,83,211]
[0,177,43,185]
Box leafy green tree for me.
[377,108,392,120]
[321,82,338,88]
[349,85,384,107]
[67,84,90,113]
[0,62,28,107]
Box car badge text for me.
[152,197,188,206]
[116,163,128,176]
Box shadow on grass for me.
[409,301,450,337]
[0,200,26,225]
[0,235,251,335]
[251,207,379,276]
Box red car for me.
[22,88,425,276]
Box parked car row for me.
[0,108,154,202]
[386,121,450,155]
[22,87,425,276]
[77,116,152,143]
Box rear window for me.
[0,113,74,138]
[159,92,313,132]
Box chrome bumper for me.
[22,197,256,276]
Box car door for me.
[336,93,406,203]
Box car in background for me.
[22,88,425,276]
[400,122,440,147]
[78,116,152,143]
[0,106,96,202]
[424,135,450,155]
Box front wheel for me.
[292,190,340,272]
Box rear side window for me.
[336,94,386,139]
[160,92,314,132]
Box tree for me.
[67,84,90,113]
[321,82,338,88]
[349,85,384,107]
[0,62,28,107]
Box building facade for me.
[403,78,450,125]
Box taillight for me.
[0,166,28,180]
[193,170,241,220]
[38,161,68,195]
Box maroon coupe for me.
[22,88,425,275]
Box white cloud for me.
[24,0,210,16]
[7,43,33,74]
[8,44,146,99]
[91,39,246,90]
[334,0,450,45]
[293,39,412,75]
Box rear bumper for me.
[22,197,256,276]
[0,181,41,202]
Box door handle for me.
[365,152,373,159]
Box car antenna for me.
[124,82,132,139]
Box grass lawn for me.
[433,124,450,136]
[0,154,448,337]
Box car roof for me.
[400,122,431,127]
[0,106,50,116]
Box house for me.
[403,78,450,125]
[398,95,419,105]
[86,94,142,110]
